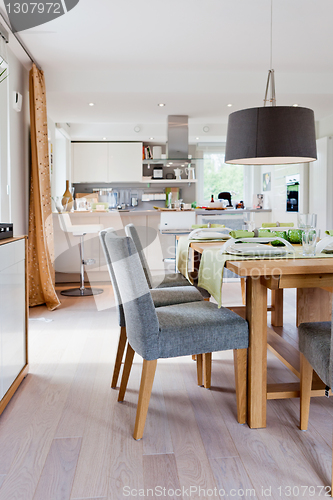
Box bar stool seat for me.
[58,214,104,297]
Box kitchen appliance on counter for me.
[185,166,195,180]
[218,191,233,207]
[0,223,13,240]
[286,174,299,212]
[174,168,183,180]
[152,165,163,179]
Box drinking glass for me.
[302,229,318,256]
[298,213,317,229]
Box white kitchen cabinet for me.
[0,237,28,415]
[108,143,142,182]
[72,143,108,183]
[71,142,142,183]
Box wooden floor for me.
[0,283,332,499]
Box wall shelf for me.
[141,179,197,184]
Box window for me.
[197,148,244,205]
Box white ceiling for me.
[2,0,333,142]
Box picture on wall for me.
[263,172,271,191]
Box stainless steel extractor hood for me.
[167,115,188,159]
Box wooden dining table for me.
[190,241,333,429]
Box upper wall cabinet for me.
[72,143,108,183]
[108,143,142,182]
[72,142,142,183]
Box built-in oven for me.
[286,174,299,212]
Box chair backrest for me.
[99,228,125,328]
[159,211,196,230]
[125,223,153,288]
[104,231,160,360]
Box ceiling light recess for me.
[88,102,95,107]
[225,1,317,166]
[158,103,165,107]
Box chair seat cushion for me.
[299,321,331,387]
[151,286,203,308]
[150,301,248,360]
[152,273,192,288]
[152,273,211,299]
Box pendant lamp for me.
[225,3,317,165]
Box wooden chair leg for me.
[300,353,313,431]
[203,353,212,389]
[233,348,247,424]
[118,343,135,402]
[192,355,197,361]
[241,278,246,305]
[133,359,157,440]
[196,354,203,386]
[111,326,127,388]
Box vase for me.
[62,180,73,211]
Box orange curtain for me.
[28,64,60,310]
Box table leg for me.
[271,289,284,327]
[246,277,268,428]
[297,288,332,326]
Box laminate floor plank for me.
[55,334,109,439]
[0,477,5,489]
[209,457,256,500]
[107,361,144,500]
[143,454,182,500]
[163,389,219,499]
[33,437,82,500]
[69,334,119,500]
[180,360,239,459]
[0,329,87,500]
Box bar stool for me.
[58,214,104,297]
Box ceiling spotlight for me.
[196,137,200,140]
[227,104,233,107]
[134,125,141,133]
[293,104,299,107]
[203,125,210,133]
[103,137,107,140]
[158,103,165,107]
[149,137,154,140]
[88,102,95,106]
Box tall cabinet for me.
[0,237,28,415]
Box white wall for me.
[7,47,30,236]
[260,163,309,226]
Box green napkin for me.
[258,229,271,237]
[191,224,225,229]
[229,230,254,239]
[262,222,294,228]
[325,230,333,236]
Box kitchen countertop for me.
[53,208,271,216]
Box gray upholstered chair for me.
[100,228,204,391]
[125,223,210,298]
[104,231,249,440]
[299,318,333,493]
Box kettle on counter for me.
[173,168,183,180]
[185,166,195,180]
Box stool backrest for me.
[125,223,153,288]
[104,231,160,360]
[99,228,125,328]
[58,213,73,232]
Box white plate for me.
[226,243,288,257]
[192,232,230,240]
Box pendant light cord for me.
[264,0,276,106]
[270,0,273,70]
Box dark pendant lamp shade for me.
[225,106,317,165]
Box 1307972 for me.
[6,3,61,14]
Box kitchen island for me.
[52,209,271,283]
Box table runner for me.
[197,245,333,308]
